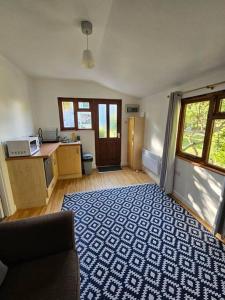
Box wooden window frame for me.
[176,89,225,174]
[58,98,76,131]
[58,98,93,131]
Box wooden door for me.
[95,100,122,166]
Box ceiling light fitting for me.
[81,20,95,69]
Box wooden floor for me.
[6,167,154,221]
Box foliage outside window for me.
[181,101,209,157]
[177,91,225,172]
[208,120,225,168]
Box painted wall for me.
[141,68,225,226]
[0,55,34,141]
[30,78,140,167]
[0,54,34,216]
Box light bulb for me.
[82,49,95,69]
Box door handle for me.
[117,133,121,138]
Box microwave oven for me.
[6,137,40,157]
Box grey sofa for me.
[0,211,80,300]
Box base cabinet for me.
[47,152,58,198]
[57,145,82,179]
[6,143,82,210]
[7,158,48,209]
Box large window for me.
[177,91,225,172]
[58,98,93,130]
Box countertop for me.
[6,141,81,160]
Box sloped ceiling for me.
[0,0,225,97]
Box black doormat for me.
[98,165,122,173]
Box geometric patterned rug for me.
[62,183,225,300]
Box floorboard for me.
[6,167,154,221]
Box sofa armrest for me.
[0,211,75,265]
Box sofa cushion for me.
[0,250,79,300]
[0,260,8,286]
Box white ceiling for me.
[0,0,225,97]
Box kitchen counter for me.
[6,141,81,160]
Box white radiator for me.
[142,148,161,176]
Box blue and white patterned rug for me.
[62,183,225,300]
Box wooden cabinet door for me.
[51,151,58,178]
[133,117,145,170]
[127,117,134,168]
[57,145,81,177]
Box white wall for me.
[141,68,225,226]
[174,158,224,226]
[31,78,140,167]
[0,55,34,141]
[0,54,34,216]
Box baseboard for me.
[171,193,225,245]
[142,167,159,184]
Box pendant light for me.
[81,21,95,69]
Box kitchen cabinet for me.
[7,152,58,210]
[127,116,145,170]
[57,145,82,179]
[47,151,58,198]
[6,143,82,210]
[7,158,49,209]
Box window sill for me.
[176,154,225,177]
[60,128,94,131]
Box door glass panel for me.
[109,104,117,138]
[98,104,107,138]
[62,101,75,128]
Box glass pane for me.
[181,101,209,157]
[78,102,90,109]
[62,101,75,128]
[208,120,225,169]
[98,104,107,138]
[109,104,117,138]
[219,99,225,112]
[78,112,92,129]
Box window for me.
[78,101,90,109]
[58,99,75,130]
[77,112,92,129]
[177,91,225,172]
[180,100,209,157]
[58,98,93,130]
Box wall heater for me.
[142,148,161,176]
